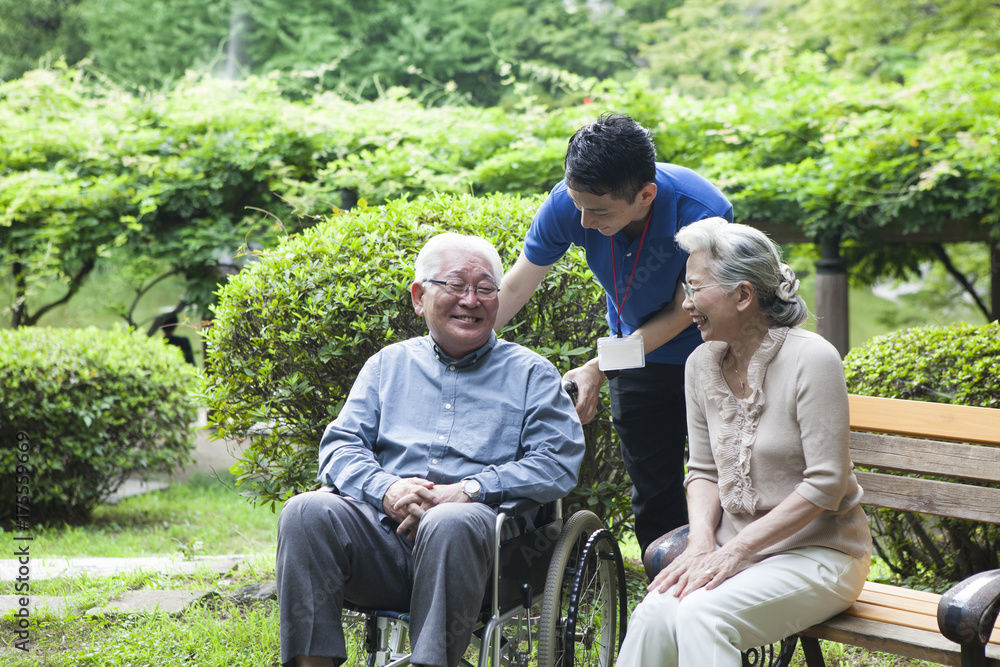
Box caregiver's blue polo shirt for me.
[523,163,733,365]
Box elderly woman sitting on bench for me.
[616,218,872,667]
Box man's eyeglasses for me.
[681,282,723,300]
[423,279,500,299]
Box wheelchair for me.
[339,496,628,667]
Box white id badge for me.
[597,334,645,371]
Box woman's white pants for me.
[616,546,870,667]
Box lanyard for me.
[609,207,653,337]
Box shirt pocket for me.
[447,405,523,466]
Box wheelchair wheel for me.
[537,510,624,667]
[564,529,626,667]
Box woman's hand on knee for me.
[650,543,750,599]
[648,540,714,595]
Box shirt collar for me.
[431,331,498,369]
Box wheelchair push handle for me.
[562,380,578,402]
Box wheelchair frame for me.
[341,498,628,667]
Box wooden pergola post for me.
[814,234,849,357]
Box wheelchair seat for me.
[342,497,627,667]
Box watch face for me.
[464,479,481,500]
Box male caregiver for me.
[495,113,732,555]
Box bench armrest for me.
[937,568,1000,649]
[642,525,690,581]
[497,498,543,518]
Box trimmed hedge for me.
[844,321,1000,408]
[0,327,198,525]
[844,322,1000,585]
[202,193,634,531]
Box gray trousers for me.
[276,490,496,667]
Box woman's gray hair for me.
[414,233,504,285]
[675,217,809,327]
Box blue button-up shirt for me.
[524,162,733,364]
[318,333,585,519]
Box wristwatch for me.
[462,478,482,502]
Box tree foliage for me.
[653,51,1000,307]
[0,0,641,105]
[3,52,998,328]
[0,67,327,325]
[77,0,231,87]
[636,0,1000,96]
[0,0,87,82]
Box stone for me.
[231,580,277,602]
[0,595,70,616]
[86,589,216,616]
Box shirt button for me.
[431,459,439,465]
[445,403,452,409]
[449,365,456,371]
[438,435,446,441]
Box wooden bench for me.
[645,394,1000,667]
[797,395,1000,667]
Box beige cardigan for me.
[684,327,872,560]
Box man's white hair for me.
[414,233,504,284]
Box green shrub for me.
[0,327,198,526]
[201,193,634,532]
[844,322,1000,586]
[844,321,1000,407]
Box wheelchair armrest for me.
[937,567,1000,649]
[642,524,689,582]
[497,498,543,518]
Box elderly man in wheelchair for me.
[277,232,626,667]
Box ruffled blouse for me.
[684,327,871,560]
[704,327,788,515]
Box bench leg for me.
[800,636,826,667]
[741,637,798,667]
[960,644,987,667]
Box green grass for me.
[2,580,281,667]
[789,644,935,667]
[1,473,280,666]
[30,473,278,558]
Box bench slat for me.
[845,601,1000,645]
[855,471,1000,524]
[862,580,942,605]
[855,590,938,619]
[851,432,1000,483]
[845,600,940,635]
[851,583,1000,646]
[849,395,1000,446]
[801,615,1000,667]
